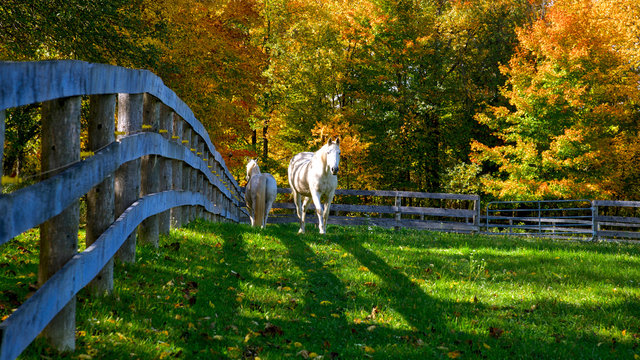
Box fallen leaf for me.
[260,322,283,337]
[364,346,375,353]
[366,306,379,320]
[447,350,461,358]
[297,349,310,359]
[489,327,504,339]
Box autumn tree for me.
[146,0,267,173]
[471,0,640,200]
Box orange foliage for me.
[147,0,267,170]
[472,0,640,200]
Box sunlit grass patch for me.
[2,220,640,359]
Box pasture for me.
[2,222,639,359]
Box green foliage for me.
[2,105,41,183]
[441,162,482,195]
[471,0,640,200]
[3,221,640,359]
[0,0,162,67]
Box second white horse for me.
[245,159,277,228]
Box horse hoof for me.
[298,229,305,234]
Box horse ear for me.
[335,137,340,146]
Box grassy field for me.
[2,221,640,359]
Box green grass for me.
[2,221,640,359]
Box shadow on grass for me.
[11,221,640,359]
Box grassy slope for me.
[2,221,640,359]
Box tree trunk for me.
[262,124,269,159]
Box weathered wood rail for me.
[485,199,640,241]
[253,188,481,233]
[0,60,246,359]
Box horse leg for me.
[321,192,335,232]
[299,197,311,234]
[249,209,255,227]
[246,196,255,226]
[310,191,326,234]
[264,200,274,229]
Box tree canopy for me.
[3,0,640,200]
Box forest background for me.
[1,0,639,202]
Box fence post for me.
[196,140,205,220]
[212,160,220,222]
[39,96,81,351]
[207,157,215,221]
[170,114,183,228]
[138,94,160,248]
[0,109,4,193]
[115,93,143,263]
[394,195,401,229]
[592,201,599,241]
[86,94,116,295]
[182,127,193,224]
[158,105,173,234]
[537,201,542,234]
[190,135,199,221]
[473,197,480,233]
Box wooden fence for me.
[258,190,640,242]
[0,60,246,359]
[257,188,481,233]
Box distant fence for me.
[485,199,640,242]
[249,189,640,242]
[248,188,481,233]
[485,200,594,239]
[0,60,246,359]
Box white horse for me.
[245,159,278,228]
[288,137,340,234]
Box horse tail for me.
[254,175,267,228]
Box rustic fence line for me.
[0,60,246,359]
[259,189,640,242]
[251,187,481,233]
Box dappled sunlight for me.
[5,221,640,359]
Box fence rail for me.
[249,188,481,233]
[248,190,640,243]
[0,60,246,360]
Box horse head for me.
[325,137,341,175]
[246,158,260,181]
